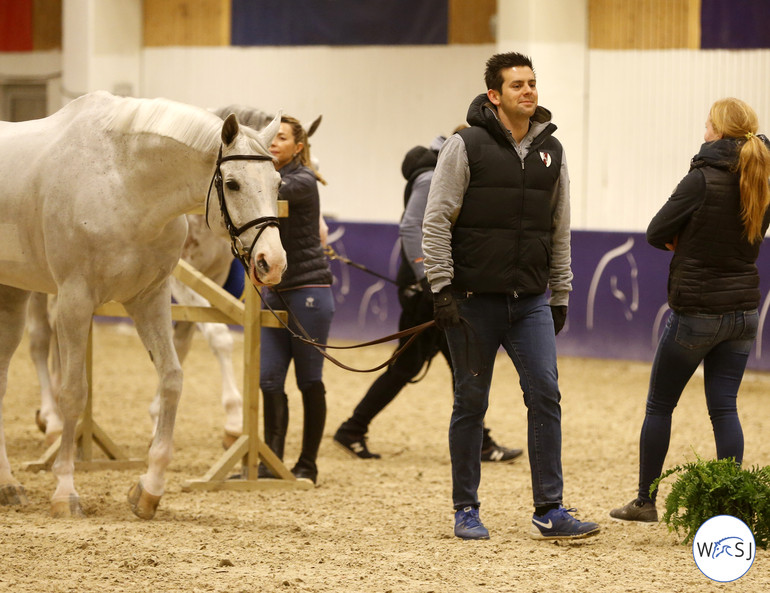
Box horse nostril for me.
[256,257,269,275]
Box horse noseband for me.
[206,146,280,273]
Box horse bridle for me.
[206,145,279,274]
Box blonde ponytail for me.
[738,135,770,243]
[709,98,770,243]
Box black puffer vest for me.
[276,161,332,290]
[668,139,768,313]
[451,100,562,295]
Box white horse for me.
[0,91,286,519]
[30,105,282,451]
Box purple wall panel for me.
[326,221,770,371]
[231,0,448,47]
[701,0,770,50]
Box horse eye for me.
[225,179,240,191]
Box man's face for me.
[487,66,538,122]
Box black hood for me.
[465,93,554,145]
[401,145,438,181]
[691,134,770,171]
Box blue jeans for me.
[638,309,758,502]
[260,286,335,393]
[445,292,563,509]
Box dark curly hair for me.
[484,52,534,93]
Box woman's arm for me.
[646,169,705,251]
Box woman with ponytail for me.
[259,115,333,485]
[611,98,770,522]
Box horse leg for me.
[27,292,64,446]
[197,321,243,448]
[148,320,194,438]
[169,276,242,448]
[124,282,182,520]
[0,285,32,506]
[48,287,94,518]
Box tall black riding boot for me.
[259,390,288,478]
[292,381,326,484]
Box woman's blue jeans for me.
[638,309,758,502]
[444,292,563,510]
[260,286,335,393]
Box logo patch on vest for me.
[540,151,552,167]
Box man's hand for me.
[433,286,460,330]
[550,305,567,335]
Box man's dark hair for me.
[484,52,535,92]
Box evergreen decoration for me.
[651,455,770,549]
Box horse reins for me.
[320,244,437,378]
[259,286,436,373]
[323,245,399,286]
[206,145,279,274]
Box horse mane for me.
[212,104,274,132]
[101,95,271,157]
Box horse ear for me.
[260,110,283,147]
[221,113,239,146]
[307,115,322,138]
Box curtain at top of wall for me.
[701,0,770,49]
[231,0,448,46]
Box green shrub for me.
[651,455,770,549]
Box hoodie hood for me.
[401,135,445,180]
[691,134,770,171]
[465,93,554,146]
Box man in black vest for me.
[333,135,522,464]
[422,52,600,541]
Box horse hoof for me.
[127,481,160,520]
[35,409,47,433]
[222,431,240,450]
[0,483,29,506]
[51,494,86,518]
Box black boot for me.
[259,391,288,479]
[292,381,326,484]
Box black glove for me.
[433,286,460,330]
[550,305,568,335]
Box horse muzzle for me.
[248,249,286,287]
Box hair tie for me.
[745,132,754,140]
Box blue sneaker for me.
[454,506,490,540]
[530,507,600,540]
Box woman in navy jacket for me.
[260,116,333,485]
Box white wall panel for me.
[141,44,495,224]
[583,49,770,231]
[36,39,768,229]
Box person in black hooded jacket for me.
[611,98,770,523]
[333,135,522,464]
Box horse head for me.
[208,112,287,287]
